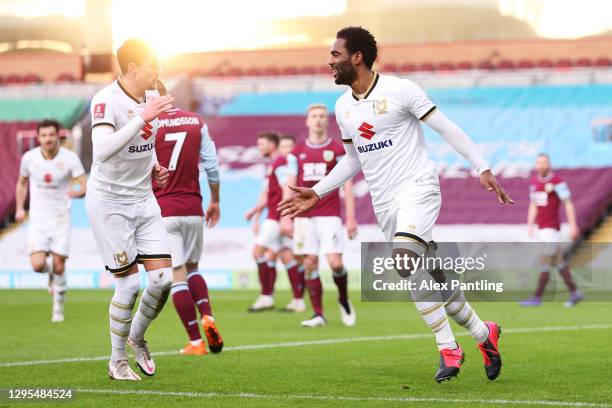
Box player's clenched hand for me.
[153,163,169,188]
[205,202,220,228]
[15,209,26,223]
[280,216,293,237]
[140,95,174,122]
[277,185,320,218]
[480,170,514,204]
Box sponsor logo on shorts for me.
[94,103,106,119]
[114,251,129,267]
[357,139,393,154]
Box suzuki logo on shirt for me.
[357,139,393,154]
[358,122,376,140]
[141,122,154,140]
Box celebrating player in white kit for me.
[15,119,86,323]
[86,39,174,380]
[279,27,514,383]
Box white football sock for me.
[409,269,457,351]
[52,273,66,311]
[443,287,489,344]
[109,273,140,362]
[129,268,171,342]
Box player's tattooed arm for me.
[14,175,28,222]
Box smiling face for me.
[328,38,357,86]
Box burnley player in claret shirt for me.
[521,153,583,307]
[284,104,358,328]
[153,81,224,356]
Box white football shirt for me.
[88,79,160,203]
[19,146,85,221]
[335,73,438,213]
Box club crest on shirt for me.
[545,182,554,193]
[344,111,351,119]
[323,150,335,162]
[299,153,307,160]
[127,110,135,120]
[56,162,65,171]
[374,98,388,115]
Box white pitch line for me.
[76,388,612,407]
[1,323,611,368]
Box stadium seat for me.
[316,66,330,75]
[23,74,43,84]
[298,66,316,75]
[418,62,436,72]
[282,66,299,76]
[56,72,77,82]
[399,63,416,73]
[497,59,515,70]
[245,67,263,76]
[438,62,456,71]
[263,67,281,76]
[575,58,592,67]
[595,57,611,67]
[381,63,398,73]
[456,61,473,71]
[555,58,573,68]
[517,59,534,69]
[226,67,244,77]
[536,59,553,68]
[476,61,494,70]
[5,74,21,84]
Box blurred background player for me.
[245,132,305,312]
[522,153,583,307]
[86,38,173,380]
[279,26,513,383]
[15,119,86,323]
[284,103,358,328]
[154,81,224,355]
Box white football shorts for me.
[375,175,441,255]
[86,193,171,274]
[293,216,344,256]
[536,227,562,256]
[163,216,203,268]
[28,212,71,257]
[254,218,292,252]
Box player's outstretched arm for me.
[424,109,514,204]
[92,95,174,162]
[279,144,361,217]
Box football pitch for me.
[1,289,610,407]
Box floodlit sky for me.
[0,0,610,54]
[111,0,347,56]
[499,0,612,38]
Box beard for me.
[333,61,357,85]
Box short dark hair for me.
[280,134,296,143]
[257,131,280,147]
[117,38,154,75]
[336,26,378,69]
[37,119,61,134]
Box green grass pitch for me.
[0,289,610,407]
